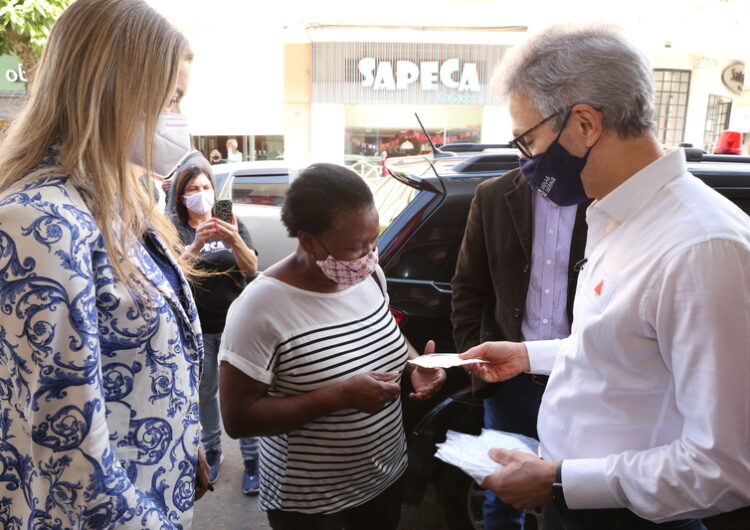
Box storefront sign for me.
[0,55,27,91]
[357,58,480,92]
[312,42,506,105]
[721,62,744,95]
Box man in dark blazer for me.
[451,167,588,529]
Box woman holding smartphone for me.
[168,152,261,494]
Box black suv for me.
[374,145,750,530]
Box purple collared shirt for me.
[520,193,578,341]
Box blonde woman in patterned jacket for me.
[0,0,210,528]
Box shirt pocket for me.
[582,268,618,313]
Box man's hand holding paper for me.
[482,449,558,510]
[458,341,531,383]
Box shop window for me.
[346,127,480,157]
[192,135,284,163]
[343,105,482,185]
[653,69,691,146]
[703,94,732,152]
[344,126,480,183]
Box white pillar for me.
[310,103,346,165]
[481,105,511,144]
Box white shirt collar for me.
[593,148,687,224]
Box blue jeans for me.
[200,332,258,462]
[483,374,545,530]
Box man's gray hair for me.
[495,24,655,138]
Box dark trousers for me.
[543,503,707,530]
[266,477,403,530]
[483,374,546,530]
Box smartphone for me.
[215,199,233,223]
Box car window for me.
[732,199,750,215]
[231,175,289,206]
[713,188,750,216]
[433,248,460,284]
[372,175,418,234]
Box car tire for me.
[434,462,485,530]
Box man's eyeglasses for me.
[509,110,561,158]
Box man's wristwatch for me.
[551,461,568,511]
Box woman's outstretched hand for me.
[409,340,446,400]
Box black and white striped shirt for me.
[219,268,408,513]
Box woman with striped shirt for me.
[219,163,445,529]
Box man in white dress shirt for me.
[461,24,750,529]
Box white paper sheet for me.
[407,353,488,369]
[434,429,540,484]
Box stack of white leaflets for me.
[434,429,540,484]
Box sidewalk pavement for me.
[192,430,269,530]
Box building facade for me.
[4,1,750,161]
[0,55,28,130]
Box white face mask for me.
[130,113,191,176]
[183,190,215,215]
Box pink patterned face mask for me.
[316,246,379,285]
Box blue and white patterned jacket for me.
[0,166,203,529]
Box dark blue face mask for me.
[518,111,592,206]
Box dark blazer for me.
[451,168,589,353]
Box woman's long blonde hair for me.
[0,0,198,300]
